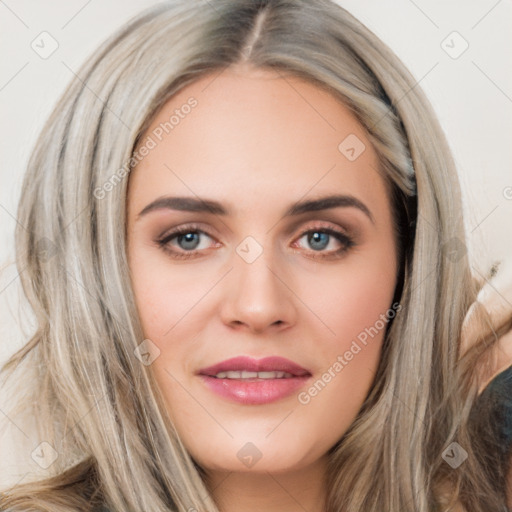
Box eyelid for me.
[157,222,217,242]
[295,219,351,237]
[158,219,351,240]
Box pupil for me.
[309,232,328,250]
[179,233,199,250]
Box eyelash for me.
[155,222,355,261]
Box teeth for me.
[214,371,293,379]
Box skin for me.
[126,63,399,512]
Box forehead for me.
[128,65,388,217]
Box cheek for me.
[128,247,213,339]
[293,240,397,403]
[298,244,397,356]
[293,263,397,449]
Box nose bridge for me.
[235,234,278,291]
[220,233,296,332]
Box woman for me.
[0,0,511,510]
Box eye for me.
[293,226,355,260]
[156,223,217,260]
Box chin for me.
[190,437,321,474]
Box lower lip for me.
[199,375,311,405]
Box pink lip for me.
[199,356,310,377]
[198,356,312,405]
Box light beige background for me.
[1,0,511,487]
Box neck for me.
[204,456,328,512]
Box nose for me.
[219,247,297,334]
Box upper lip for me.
[198,356,311,377]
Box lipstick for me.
[198,356,312,405]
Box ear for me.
[460,260,512,395]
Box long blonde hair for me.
[1,1,508,510]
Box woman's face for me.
[126,64,398,476]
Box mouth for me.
[211,370,295,379]
[198,355,311,378]
[197,356,312,405]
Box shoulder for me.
[461,260,512,509]
[481,365,512,447]
[461,260,512,393]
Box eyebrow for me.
[137,194,375,223]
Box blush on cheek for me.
[319,279,396,350]
[133,274,198,339]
